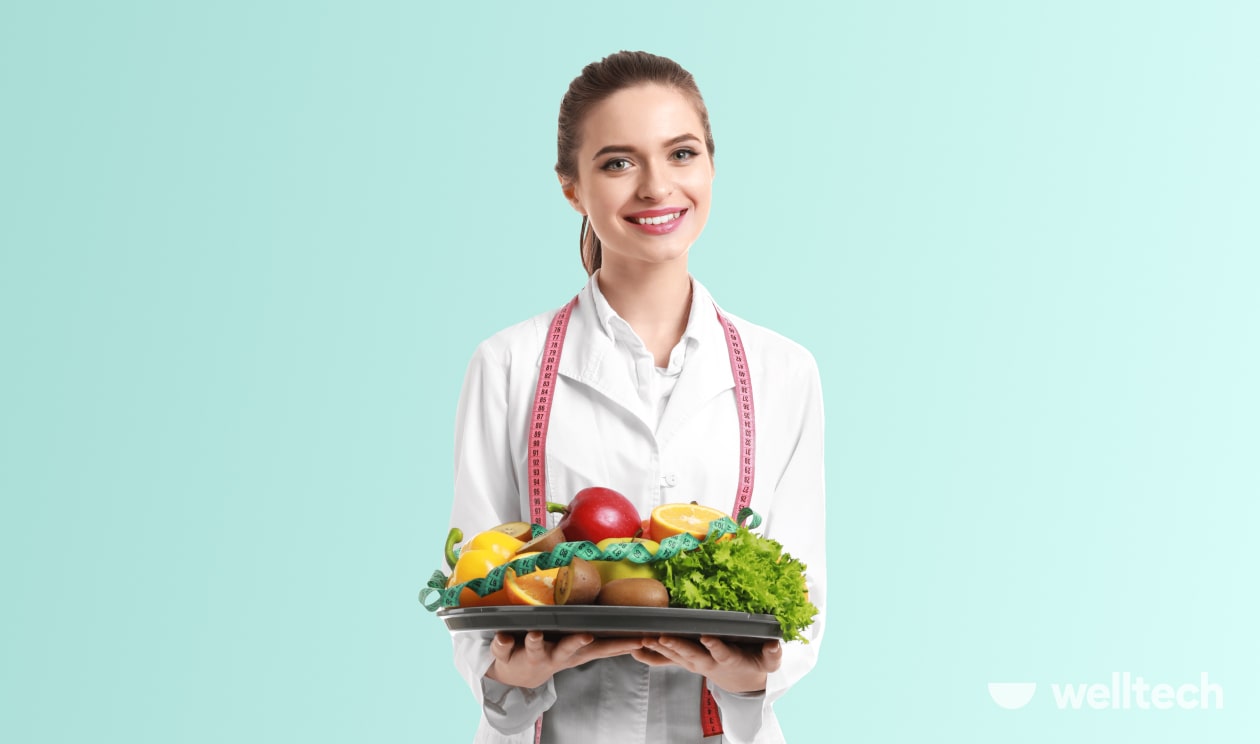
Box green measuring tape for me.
[419,508,762,612]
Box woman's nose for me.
[637,165,673,200]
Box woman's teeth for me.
[634,211,682,225]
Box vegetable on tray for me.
[655,526,819,643]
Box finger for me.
[762,640,783,672]
[698,635,735,664]
[553,633,595,659]
[636,642,682,663]
[657,636,708,662]
[577,638,646,662]
[631,648,676,667]
[490,633,516,663]
[643,638,703,673]
[524,631,548,661]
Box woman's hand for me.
[485,631,645,690]
[631,635,782,694]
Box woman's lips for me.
[624,208,688,235]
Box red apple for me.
[556,487,641,544]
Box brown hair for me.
[555,51,716,275]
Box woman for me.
[448,51,826,743]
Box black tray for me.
[439,605,781,642]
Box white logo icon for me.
[989,682,1037,710]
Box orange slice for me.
[650,502,729,540]
[504,553,561,606]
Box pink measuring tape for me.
[527,297,579,528]
[526,294,757,740]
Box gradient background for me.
[3,1,1257,742]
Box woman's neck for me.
[596,262,692,367]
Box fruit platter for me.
[421,487,818,644]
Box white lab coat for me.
[448,274,826,744]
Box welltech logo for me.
[989,673,1224,710]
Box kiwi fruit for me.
[515,526,567,555]
[489,521,534,541]
[554,557,601,605]
[596,578,669,608]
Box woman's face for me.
[562,83,714,271]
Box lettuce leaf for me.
[655,527,819,642]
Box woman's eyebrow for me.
[591,133,703,160]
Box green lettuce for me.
[655,527,819,642]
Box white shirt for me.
[587,271,694,433]
[448,274,827,744]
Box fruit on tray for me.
[438,493,818,641]
[515,526,566,555]
[447,548,508,607]
[650,502,728,540]
[465,530,525,561]
[555,487,641,544]
[592,537,659,584]
[436,493,820,643]
[487,521,534,541]
[597,578,670,607]
[553,557,601,605]
[504,553,560,606]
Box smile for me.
[623,208,689,235]
[634,211,682,225]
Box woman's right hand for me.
[484,631,645,690]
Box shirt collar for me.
[556,273,737,433]
[585,269,721,355]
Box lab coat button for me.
[663,473,678,487]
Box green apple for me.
[593,537,660,584]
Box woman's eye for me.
[671,148,698,161]
[601,158,631,172]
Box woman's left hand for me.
[631,635,782,694]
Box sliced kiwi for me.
[596,578,669,608]
[515,526,567,556]
[554,557,602,605]
[489,521,534,541]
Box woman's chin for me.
[600,238,696,270]
[601,252,691,274]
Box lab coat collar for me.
[552,273,736,442]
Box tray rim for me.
[438,604,782,642]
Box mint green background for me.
[2,1,1257,742]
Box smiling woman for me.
[444,51,827,744]
[554,52,717,278]
[559,84,713,279]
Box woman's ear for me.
[558,174,586,215]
